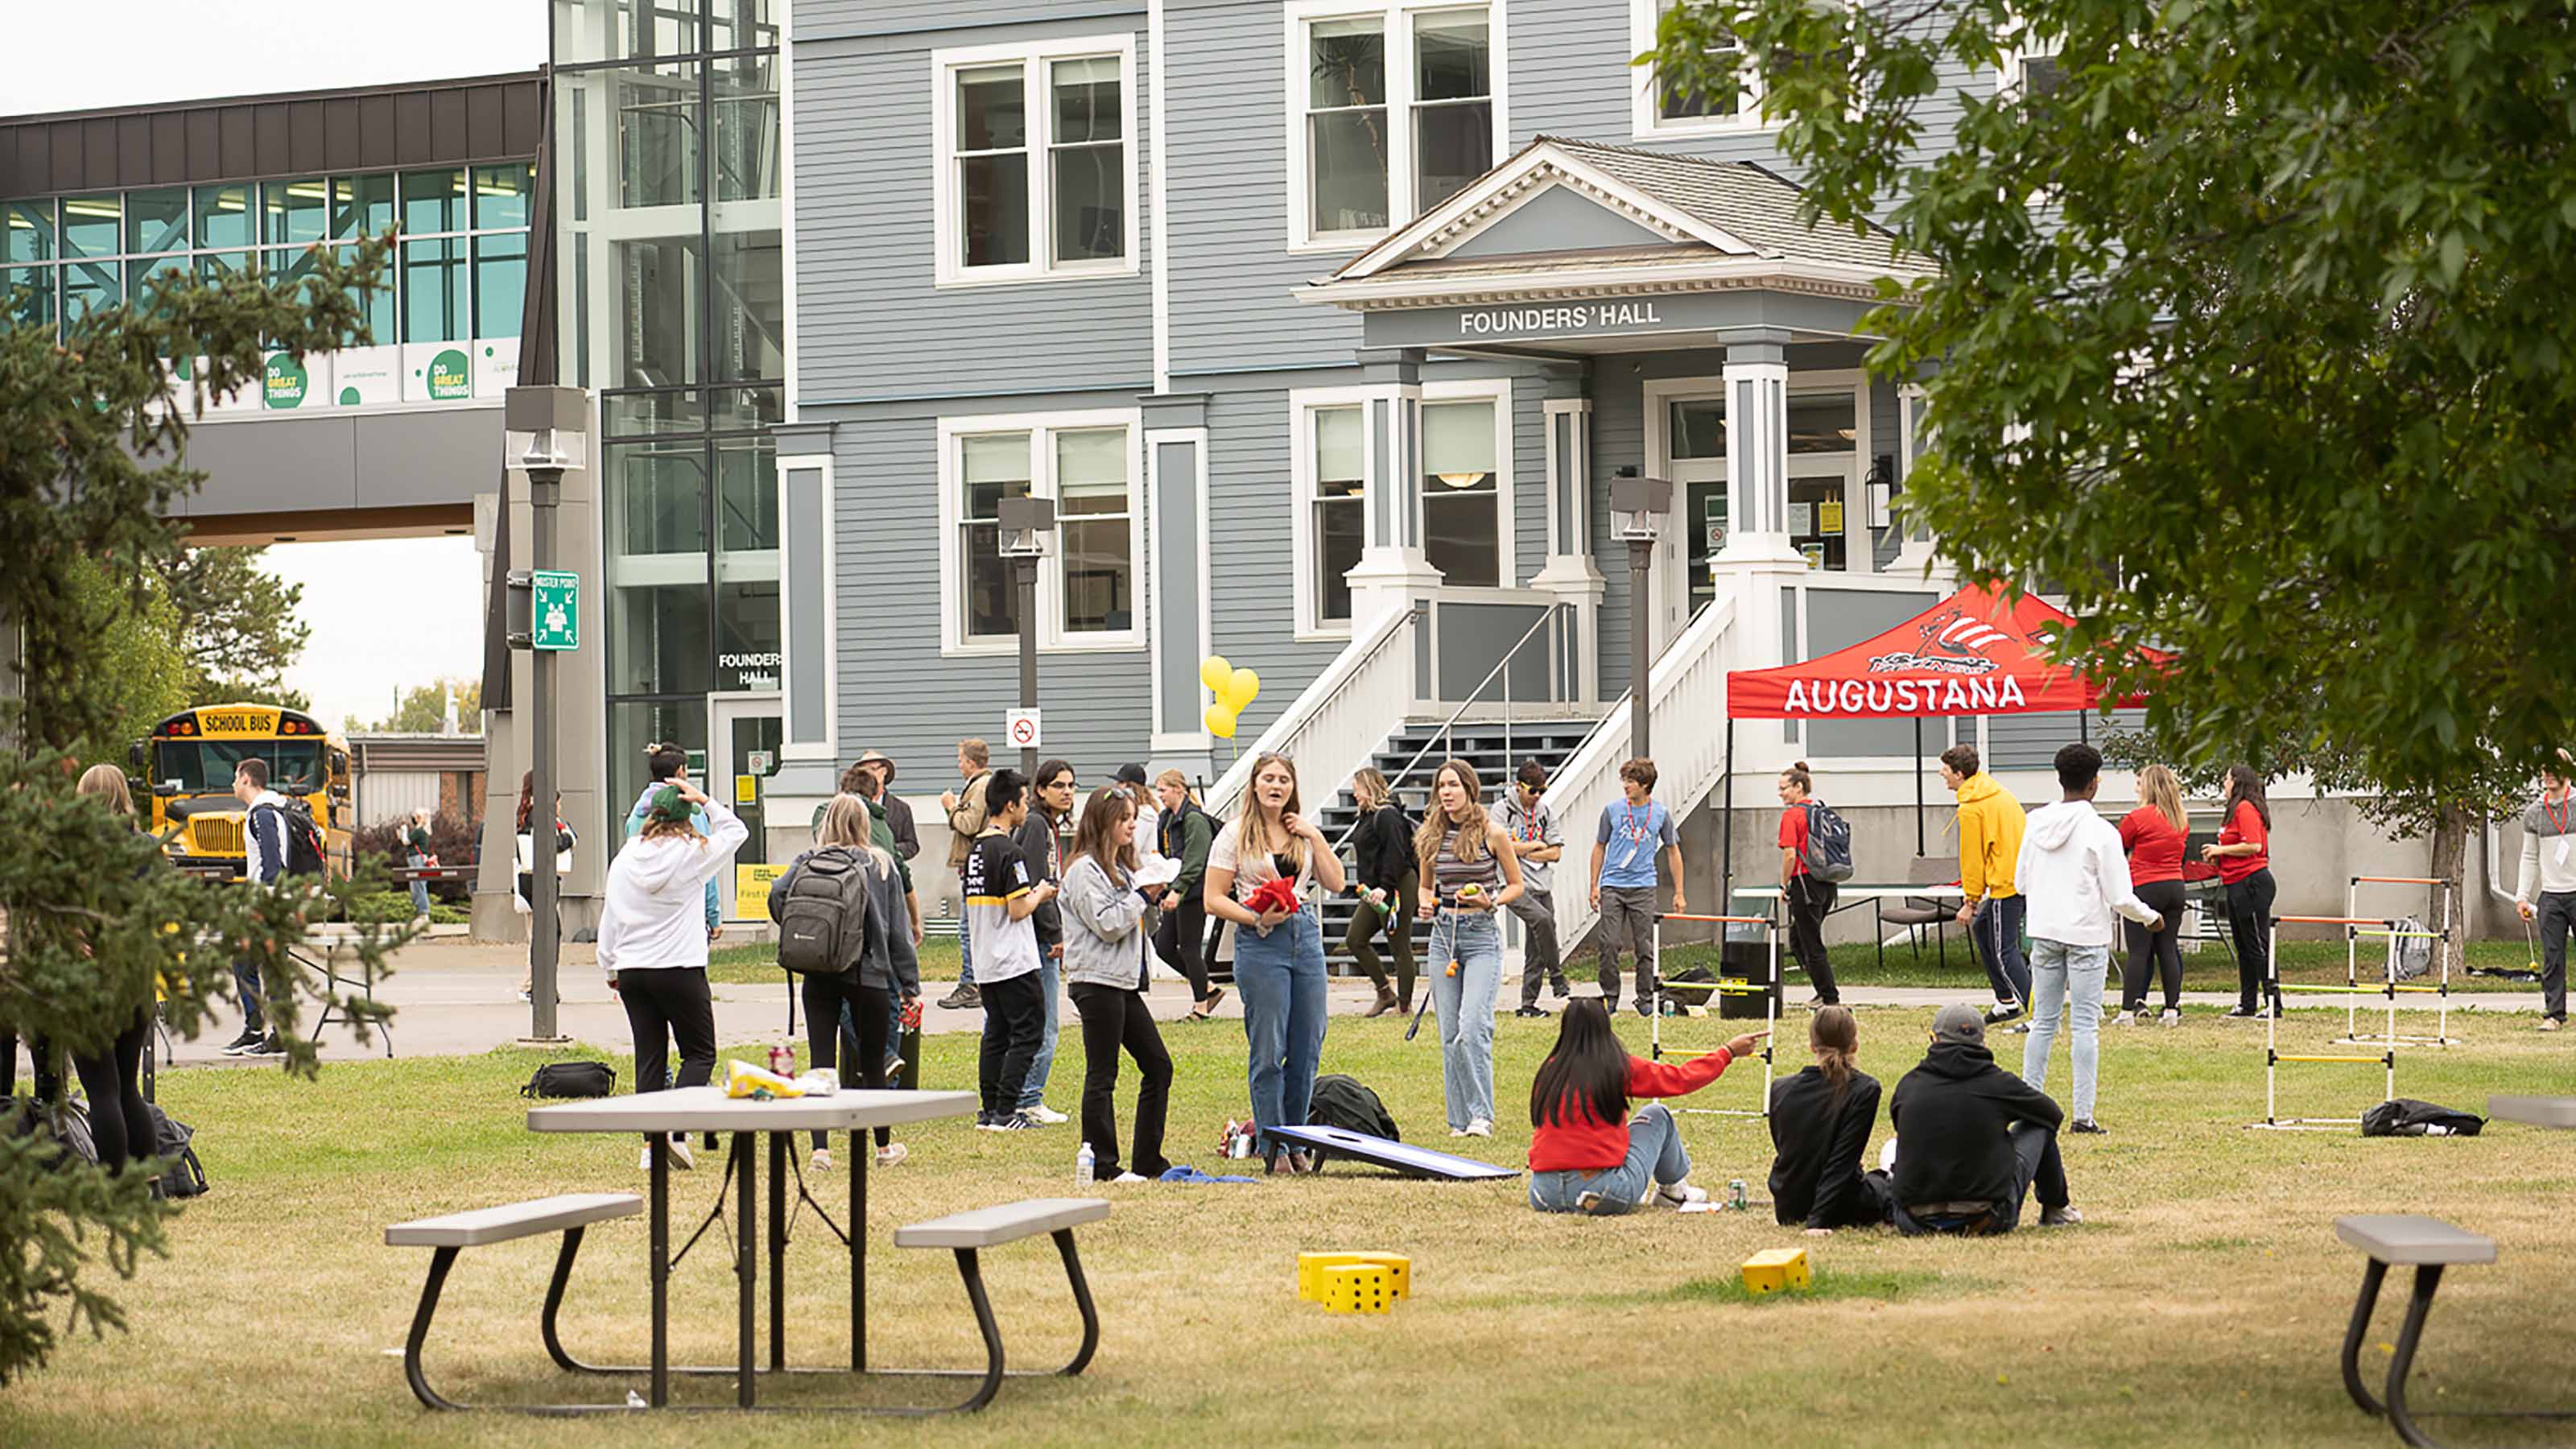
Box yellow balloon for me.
[1203,704,1239,740]
[1226,667,1261,711]
[1199,654,1232,696]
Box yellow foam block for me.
[1319,1263,1396,1315]
[1740,1247,1812,1296]
[1297,1251,1412,1302]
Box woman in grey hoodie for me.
[770,793,921,1169]
[1061,786,1174,1183]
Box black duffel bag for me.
[2361,1097,2484,1137]
[521,1061,617,1100]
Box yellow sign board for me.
[736,862,791,919]
[1818,498,1844,534]
[196,706,283,737]
[735,774,758,804]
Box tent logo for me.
[1866,606,2008,676]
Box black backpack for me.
[253,799,328,877]
[1798,800,1856,883]
[777,847,871,976]
[150,1103,208,1199]
[2361,1098,2484,1137]
[1657,964,1719,1010]
[5,1096,97,1170]
[1307,1074,1400,1142]
[520,1061,617,1100]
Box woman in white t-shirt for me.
[1203,751,1345,1174]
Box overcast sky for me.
[8,4,547,733]
[8,2,545,117]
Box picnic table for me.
[1732,882,1966,972]
[526,1086,975,1409]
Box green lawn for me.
[3,1003,2570,1445]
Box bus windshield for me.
[154,740,326,795]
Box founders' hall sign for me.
[1353,287,1879,349]
[1454,301,1667,336]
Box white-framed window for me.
[1629,0,1770,138]
[1286,0,1508,252]
[937,409,1146,654]
[1998,12,2066,98]
[931,35,1138,287]
[1289,378,1513,633]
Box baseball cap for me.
[1113,762,1150,787]
[1930,1003,1987,1046]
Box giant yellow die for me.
[1298,1251,1411,1302]
[1319,1263,1396,1314]
[1740,1247,1812,1296]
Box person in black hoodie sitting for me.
[1767,1005,1892,1233]
[1886,1003,2079,1233]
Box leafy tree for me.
[56,563,191,769]
[355,678,481,735]
[1647,2,2575,816]
[159,547,308,706]
[0,240,406,1383]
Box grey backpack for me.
[776,848,870,976]
[2385,915,2433,982]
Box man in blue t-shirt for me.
[1589,757,1687,1017]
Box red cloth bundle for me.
[1244,876,1301,916]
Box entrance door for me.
[710,696,783,921]
[1657,392,1727,649]
[1786,459,1856,572]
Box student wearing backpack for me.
[770,794,919,1170]
[2014,745,2162,1134]
[1063,785,1174,1183]
[599,779,748,1171]
[221,756,294,1055]
[1777,762,1843,1007]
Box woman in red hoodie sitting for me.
[1528,999,1765,1215]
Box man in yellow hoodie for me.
[1941,745,2030,1025]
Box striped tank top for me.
[1432,826,1501,907]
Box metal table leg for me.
[736,1129,756,1408]
[768,1132,786,1373]
[852,1123,868,1371]
[650,1134,669,1408]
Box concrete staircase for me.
[1314,718,1597,972]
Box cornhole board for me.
[1266,1125,1521,1181]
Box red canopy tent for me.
[1718,583,2155,894]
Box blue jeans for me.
[1233,908,1327,1156]
[406,852,431,916]
[1427,910,1502,1129]
[958,914,975,987]
[233,956,265,1034]
[2023,938,2108,1121]
[1975,894,2032,1006]
[1019,953,1060,1109]
[1529,1103,1690,1215]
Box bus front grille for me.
[188,817,243,855]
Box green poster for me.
[263,353,308,409]
[427,348,471,400]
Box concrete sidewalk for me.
[166,936,2557,1067]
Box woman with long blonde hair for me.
[63,764,159,1175]
[1411,758,1524,1137]
[770,793,915,1169]
[1203,752,1344,1173]
[2114,765,2190,1025]
[1343,767,1418,1017]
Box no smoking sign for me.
[1005,708,1042,749]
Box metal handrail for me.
[1333,601,1565,856]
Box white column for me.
[1531,396,1604,706]
[1342,348,1445,623]
[1891,382,1951,580]
[1715,335,1802,565]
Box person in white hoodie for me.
[598,779,749,1171]
[2014,744,2162,1134]
[221,757,292,1055]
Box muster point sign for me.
[1005,708,1042,750]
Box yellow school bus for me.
[130,703,355,878]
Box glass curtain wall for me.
[558,0,785,885]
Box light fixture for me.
[1435,471,1488,489]
[504,385,589,473]
[1608,468,1673,543]
[997,495,1058,559]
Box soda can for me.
[769,1042,793,1076]
[1728,1179,1748,1212]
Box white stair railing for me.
[1206,603,1418,820]
[1546,596,1738,954]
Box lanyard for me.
[2548,796,2570,836]
[1517,803,1542,842]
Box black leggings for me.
[71,1009,154,1174]
[1152,895,1215,1002]
[2226,869,2281,1012]
[617,968,717,1142]
[2123,880,2188,1012]
[1069,983,1173,1179]
[802,974,894,1149]
[1786,874,1839,1004]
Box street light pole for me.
[1608,470,1674,763]
[996,496,1057,780]
[504,385,588,1044]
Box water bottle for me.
[1075,1141,1096,1187]
[768,1042,794,1076]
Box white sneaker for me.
[640,1136,696,1172]
[876,1142,908,1166]
[2106,1009,2135,1027]
[2160,1008,2182,1026]
[1878,1138,1898,1173]
[1657,1180,1709,1208]
[1111,1170,1147,1184]
[667,1135,694,1171]
[810,1147,835,1172]
[1450,1127,1470,1137]
[1026,1104,1069,1125]
[1463,1117,1494,1138]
